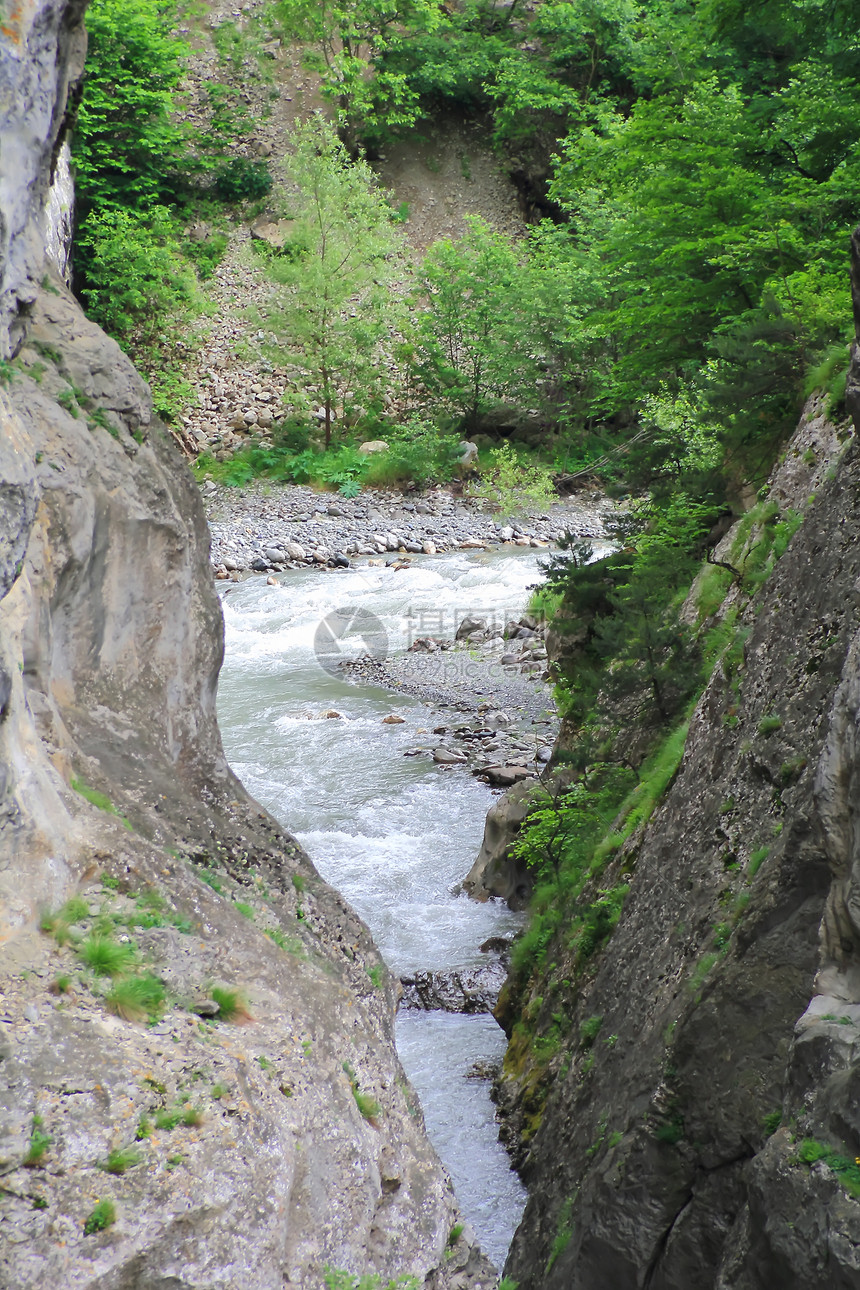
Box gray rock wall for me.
[502,241,860,1288]
[0,0,87,356]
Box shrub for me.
[97,1146,143,1175]
[762,1110,782,1136]
[214,157,272,201]
[83,1198,116,1235]
[654,1116,684,1145]
[579,1015,603,1050]
[757,714,782,736]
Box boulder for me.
[399,964,508,1014]
[358,440,388,454]
[249,216,295,247]
[455,615,487,641]
[461,779,539,909]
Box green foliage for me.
[154,1103,204,1130]
[78,935,136,977]
[261,118,404,447]
[689,951,720,994]
[97,1146,143,1175]
[748,846,770,878]
[41,895,89,939]
[414,217,546,429]
[579,1015,603,1049]
[73,0,190,217]
[323,1272,419,1290]
[472,442,556,518]
[23,1116,52,1167]
[546,1196,575,1274]
[763,1110,782,1137]
[343,1061,381,1123]
[363,417,461,488]
[209,985,252,1023]
[796,1138,860,1199]
[83,1198,116,1235]
[70,776,130,826]
[74,204,199,413]
[274,0,442,146]
[214,158,273,202]
[264,927,303,954]
[654,1115,684,1145]
[105,974,166,1022]
[758,714,783,736]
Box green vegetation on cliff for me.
[70,0,858,482]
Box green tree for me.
[72,0,191,218]
[262,118,404,447]
[75,205,196,349]
[592,499,709,725]
[274,0,442,147]
[414,216,542,428]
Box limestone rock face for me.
[0,0,87,355]
[0,280,500,1290]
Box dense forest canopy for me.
[70,0,858,481]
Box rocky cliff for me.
[0,6,494,1286]
[500,255,860,1286]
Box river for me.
[216,549,545,1268]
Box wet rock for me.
[433,747,466,764]
[481,765,533,787]
[382,715,405,724]
[399,964,507,1013]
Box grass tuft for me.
[78,935,136,977]
[106,974,166,1022]
[209,985,252,1023]
[23,1116,51,1167]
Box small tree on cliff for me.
[262,118,404,447]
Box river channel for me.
[216,549,546,1268]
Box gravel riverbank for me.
[203,479,614,576]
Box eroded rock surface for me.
[501,329,860,1287]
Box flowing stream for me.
[216,550,546,1267]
